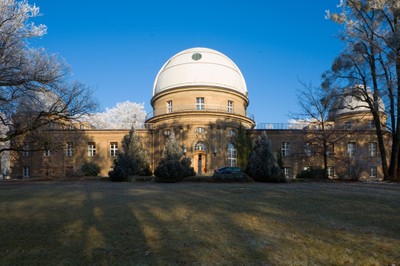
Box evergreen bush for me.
[154,133,195,182]
[247,131,286,183]
[81,162,100,176]
[109,129,151,182]
[296,168,326,179]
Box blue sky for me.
[31,0,344,123]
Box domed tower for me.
[146,47,255,174]
[329,86,387,129]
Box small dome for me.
[330,86,385,118]
[153,47,247,96]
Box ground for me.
[0,180,399,265]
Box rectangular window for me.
[347,142,356,157]
[281,142,290,157]
[328,166,334,178]
[88,142,96,157]
[228,100,233,113]
[43,149,51,157]
[23,166,30,178]
[66,142,74,157]
[167,100,173,113]
[283,167,290,178]
[110,142,118,156]
[369,142,377,157]
[304,143,312,157]
[327,143,334,156]
[370,166,377,178]
[22,142,30,157]
[195,127,205,134]
[196,97,204,110]
[344,121,352,129]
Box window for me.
[344,121,352,129]
[196,127,205,134]
[110,142,118,156]
[22,142,30,157]
[228,100,233,113]
[327,166,334,178]
[283,167,290,178]
[88,142,96,157]
[347,142,356,157]
[370,166,377,178]
[227,143,237,167]
[167,100,173,113]
[229,129,236,136]
[196,97,204,110]
[43,149,51,157]
[66,142,74,157]
[368,120,375,129]
[327,143,334,156]
[304,143,312,157]
[23,166,30,178]
[281,142,290,157]
[369,142,377,157]
[194,141,207,151]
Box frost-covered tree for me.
[325,0,400,180]
[89,101,146,129]
[109,129,151,181]
[161,132,183,162]
[247,131,285,182]
[0,0,96,152]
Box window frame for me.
[196,97,205,110]
[369,142,377,157]
[110,142,118,157]
[370,166,377,178]
[66,142,74,157]
[167,100,173,114]
[227,143,237,167]
[227,100,234,113]
[23,166,30,178]
[281,142,290,157]
[347,142,356,157]
[88,142,96,157]
[22,142,30,157]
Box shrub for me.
[296,168,326,179]
[155,158,196,183]
[80,162,100,177]
[247,132,286,183]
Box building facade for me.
[10,47,386,180]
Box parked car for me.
[214,166,242,174]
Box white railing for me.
[146,104,254,121]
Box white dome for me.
[330,86,385,117]
[153,47,247,96]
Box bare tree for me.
[294,82,345,178]
[0,0,97,153]
[325,0,400,180]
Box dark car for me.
[214,166,242,174]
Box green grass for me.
[0,180,399,265]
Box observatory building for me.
[10,47,386,180]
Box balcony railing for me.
[146,104,254,121]
[254,123,377,131]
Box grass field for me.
[0,180,399,265]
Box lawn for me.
[0,180,399,265]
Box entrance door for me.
[198,154,202,175]
[194,153,206,175]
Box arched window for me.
[194,141,207,151]
[227,143,237,167]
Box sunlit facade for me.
[10,48,386,180]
